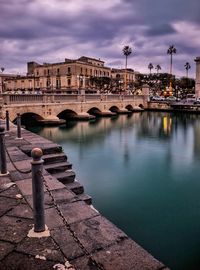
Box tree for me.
[155,64,161,74]
[1,67,5,73]
[167,45,177,75]
[184,62,191,78]
[148,63,154,75]
[122,45,132,91]
[167,45,177,92]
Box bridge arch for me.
[125,105,134,112]
[87,107,102,116]
[57,109,78,120]
[15,112,44,126]
[139,104,144,109]
[109,106,120,113]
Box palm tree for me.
[167,45,177,75]
[155,64,161,74]
[1,67,5,73]
[148,63,154,75]
[122,45,132,92]
[184,62,191,78]
[167,45,177,92]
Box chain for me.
[5,145,32,174]
[39,170,104,270]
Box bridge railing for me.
[2,93,143,105]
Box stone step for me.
[44,161,72,173]
[42,153,67,165]
[65,181,84,195]
[78,193,92,205]
[53,170,76,184]
[20,143,63,156]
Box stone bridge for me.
[0,93,148,124]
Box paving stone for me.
[71,215,127,253]
[16,236,65,262]
[0,251,57,270]
[0,215,33,243]
[0,240,14,260]
[92,238,165,270]
[70,255,100,270]
[9,170,32,181]
[0,196,19,217]
[0,185,23,199]
[45,187,76,203]
[16,175,66,197]
[58,201,99,225]
[9,159,32,172]
[25,188,77,209]
[45,207,64,230]
[15,178,33,196]
[51,226,85,260]
[7,203,33,219]
[0,176,12,190]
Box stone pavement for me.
[0,123,170,270]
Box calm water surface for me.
[28,112,200,270]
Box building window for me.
[44,70,46,76]
[36,70,39,76]
[56,79,61,89]
[68,79,71,86]
[80,67,83,74]
[47,69,50,75]
[57,68,60,75]
[90,69,92,76]
[85,68,88,75]
[68,67,71,74]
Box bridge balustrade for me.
[2,93,145,105]
[3,94,44,104]
[54,94,78,102]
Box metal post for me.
[16,113,22,139]
[0,127,8,175]
[6,111,9,131]
[31,148,45,232]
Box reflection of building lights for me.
[163,116,172,134]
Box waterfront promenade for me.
[0,121,169,270]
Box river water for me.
[28,111,200,270]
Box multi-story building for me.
[0,73,18,94]
[4,56,139,94]
[5,56,111,93]
[111,68,136,91]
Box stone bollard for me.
[16,113,22,139]
[31,148,45,232]
[6,110,9,131]
[0,127,8,175]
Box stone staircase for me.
[20,143,92,205]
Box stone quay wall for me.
[0,122,170,270]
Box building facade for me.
[111,68,136,92]
[195,57,200,98]
[5,56,111,93]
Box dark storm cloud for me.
[0,0,199,77]
[145,24,176,37]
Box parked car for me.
[166,96,179,101]
[151,96,165,101]
[194,98,200,104]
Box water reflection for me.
[28,112,200,270]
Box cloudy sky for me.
[0,0,200,77]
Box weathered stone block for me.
[51,226,85,260]
[16,237,65,262]
[71,215,127,253]
[0,216,33,243]
[0,240,14,260]
[0,252,57,270]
